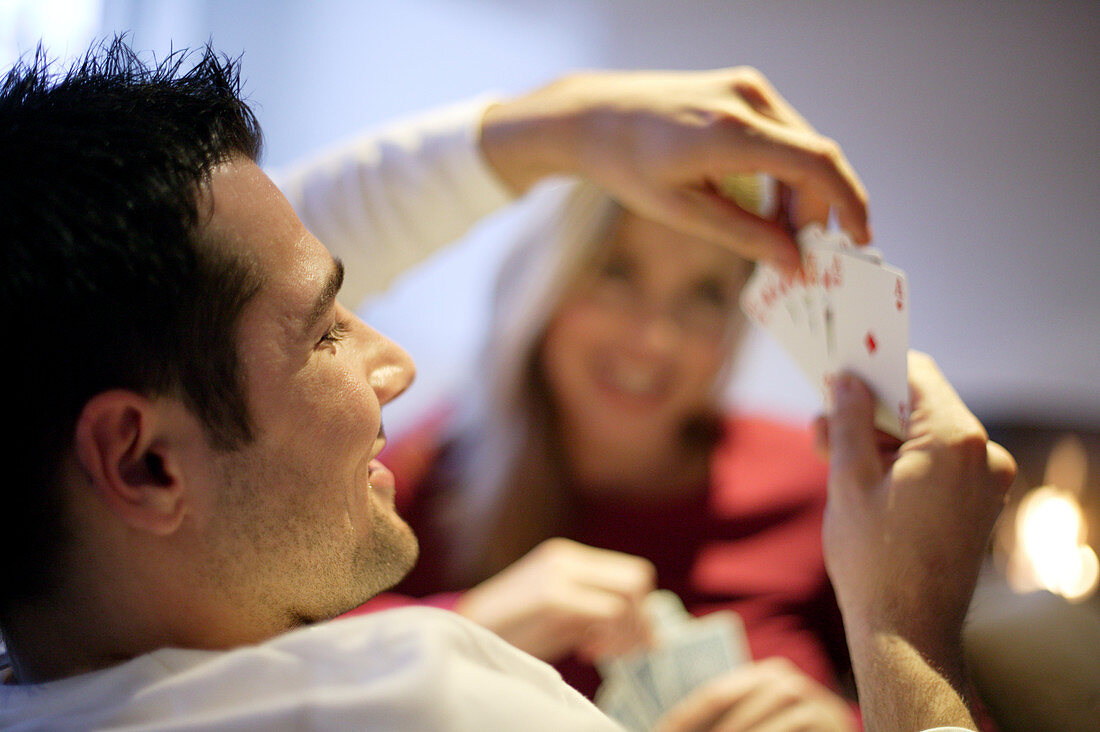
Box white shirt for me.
[0,608,621,731]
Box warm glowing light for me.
[1004,434,1097,602]
[1064,545,1100,601]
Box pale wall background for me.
[8,0,1098,434]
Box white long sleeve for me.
[272,95,515,309]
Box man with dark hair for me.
[0,38,1014,731]
[1,42,265,614]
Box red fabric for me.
[346,412,852,708]
[346,590,462,613]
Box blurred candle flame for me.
[1005,435,1098,602]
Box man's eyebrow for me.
[303,257,345,335]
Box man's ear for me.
[73,390,192,536]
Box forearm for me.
[847,629,975,732]
[479,73,595,195]
[278,65,872,304]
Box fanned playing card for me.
[741,264,827,390]
[740,224,910,438]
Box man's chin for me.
[307,522,420,622]
[352,526,420,605]
[376,528,419,594]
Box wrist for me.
[478,73,591,194]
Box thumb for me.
[828,373,883,490]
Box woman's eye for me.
[598,258,633,282]
[692,279,730,309]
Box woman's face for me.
[539,210,752,449]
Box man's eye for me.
[319,319,350,346]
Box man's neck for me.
[2,597,133,684]
[2,554,287,684]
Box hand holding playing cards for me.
[652,658,856,732]
[817,352,1017,730]
[481,66,870,273]
[454,538,656,663]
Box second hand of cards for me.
[595,591,751,731]
[740,223,911,438]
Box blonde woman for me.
[355,181,857,730]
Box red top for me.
[346,411,850,700]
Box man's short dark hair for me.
[0,37,265,612]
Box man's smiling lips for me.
[366,424,394,500]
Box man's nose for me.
[368,336,416,406]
